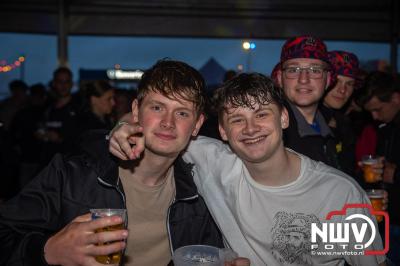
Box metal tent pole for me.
[58,0,69,67]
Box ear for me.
[218,122,228,141]
[277,70,283,88]
[191,113,205,137]
[131,99,139,122]
[392,92,400,104]
[90,95,97,105]
[280,107,289,129]
[326,72,332,90]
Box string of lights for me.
[0,55,25,73]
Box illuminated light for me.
[242,41,250,50]
[114,64,121,69]
[250,42,256,49]
[237,64,244,71]
[0,56,25,73]
[107,69,144,80]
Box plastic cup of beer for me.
[361,155,380,183]
[366,189,384,222]
[90,209,127,264]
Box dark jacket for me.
[0,130,223,266]
[376,111,400,225]
[283,102,339,168]
[320,105,357,176]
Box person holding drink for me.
[0,60,248,266]
[358,71,400,265]
[110,72,386,265]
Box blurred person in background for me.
[76,80,116,136]
[10,83,49,188]
[0,80,29,200]
[0,80,28,130]
[347,86,378,167]
[35,67,79,166]
[358,71,400,265]
[112,88,136,122]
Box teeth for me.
[243,136,265,144]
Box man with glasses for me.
[276,35,338,168]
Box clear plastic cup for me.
[361,155,381,183]
[366,189,384,223]
[90,209,127,264]
[173,245,237,266]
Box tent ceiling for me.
[0,0,398,42]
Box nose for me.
[161,111,175,129]
[337,82,347,95]
[298,69,310,84]
[371,112,380,121]
[242,119,260,135]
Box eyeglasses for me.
[282,66,327,79]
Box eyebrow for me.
[147,100,165,106]
[148,99,193,112]
[226,113,243,120]
[284,64,325,68]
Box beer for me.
[94,223,124,264]
[366,190,384,223]
[90,209,127,264]
[361,155,380,183]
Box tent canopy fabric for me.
[199,58,226,88]
[1,0,398,42]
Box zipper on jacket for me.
[166,194,199,256]
[97,177,126,208]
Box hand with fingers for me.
[358,156,385,183]
[44,213,128,266]
[109,116,145,161]
[383,161,397,184]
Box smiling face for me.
[219,100,288,164]
[278,58,330,109]
[324,75,355,109]
[133,91,204,158]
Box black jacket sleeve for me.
[0,154,67,266]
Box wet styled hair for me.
[137,59,206,115]
[212,73,285,118]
